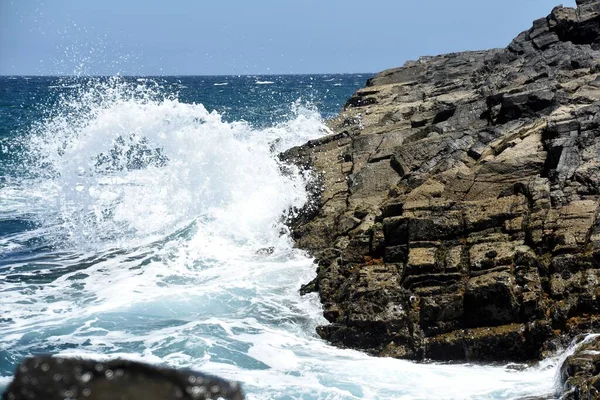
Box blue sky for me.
[0,0,577,75]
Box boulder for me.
[2,356,244,400]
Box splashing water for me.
[0,77,574,399]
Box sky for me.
[0,0,578,76]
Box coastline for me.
[283,0,600,396]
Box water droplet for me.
[80,372,92,383]
[186,385,206,397]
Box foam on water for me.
[0,77,576,399]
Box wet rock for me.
[282,0,600,362]
[559,335,600,399]
[2,356,244,400]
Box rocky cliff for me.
[282,0,600,366]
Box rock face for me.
[283,0,600,363]
[2,356,244,400]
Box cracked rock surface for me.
[282,0,600,376]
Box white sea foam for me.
[214,82,228,86]
[0,376,13,390]
[256,80,275,85]
[48,84,81,89]
[0,77,573,399]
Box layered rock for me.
[2,356,244,400]
[283,0,600,364]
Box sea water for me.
[0,75,577,399]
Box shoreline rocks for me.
[560,335,600,399]
[282,0,600,374]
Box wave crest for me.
[16,77,326,250]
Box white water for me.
[0,78,572,399]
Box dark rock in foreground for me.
[2,356,244,400]
[282,0,600,370]
[560,335,600,399]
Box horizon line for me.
[0,72,375,78]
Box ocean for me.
[0,75,574,399]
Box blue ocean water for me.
[0,75,573,399]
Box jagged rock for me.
[281,0,600,367]
[560,335,600,399]
[2,356,244,400]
